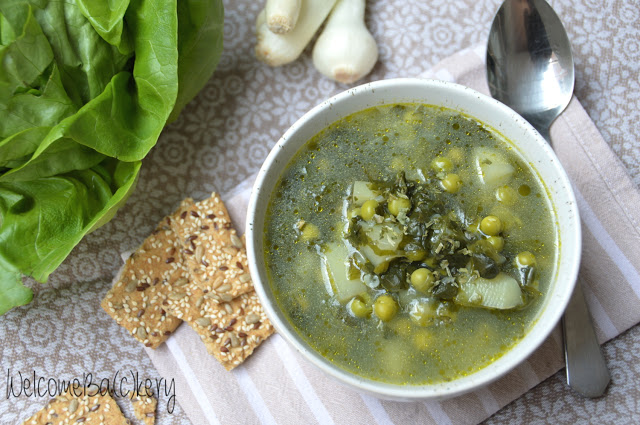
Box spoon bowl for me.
[486,0,610,398]
[487,0,574,140]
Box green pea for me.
[374,295,398,322]
[486,236,505,252]
[496,186,517,205]
[432,157,453,172]
[405,249,427,262]
[447,147,464,164]
[480,215,502,236]
[409,302,436,326]
[517,251,536,266]
[441,173,462,193]
[374,261,390,274]
[519,184,531,196]
[411,268,435,293]
[301,223,319,240]
[350,298,371,318]
[388,197,411,216]
[361,200,378,221]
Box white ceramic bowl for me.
[246,78,581,401]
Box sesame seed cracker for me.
[164,280,274,370]
[21,388,128,425]
[131,389,156,425]
[100,201,193,349]
[170,194,253,299]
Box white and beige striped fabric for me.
[145,46,640,425]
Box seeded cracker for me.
[101,200,193,348]
[21,388,129,425]
[131,390,157,425]
[165,280,274,370]
[171,193,253,298]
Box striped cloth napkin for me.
[144,46,640,425]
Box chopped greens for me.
[336,173,537,320]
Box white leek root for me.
[255,0,338,67]
[256,8,266,32]
[266,0,301,34]
[312,0,378,84]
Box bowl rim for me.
[246,78,581,400]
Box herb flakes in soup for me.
[264,103,557,385]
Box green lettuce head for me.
[0,0,224,314]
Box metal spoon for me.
[486,0,610,398]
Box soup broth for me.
[264,103,557,385]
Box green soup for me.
[264,103,557,385]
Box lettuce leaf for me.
[170,0,224,122]
[0,263,33,314]
[0,0,223,314]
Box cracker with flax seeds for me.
[101,201,194,348]
[130,389,157,425]
[164,280,274,370]
[171,194,253,299]
[21,388,129,425]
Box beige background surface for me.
[1,0,639,423]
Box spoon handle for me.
[531,122,610,397]
[562,281,611,397]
